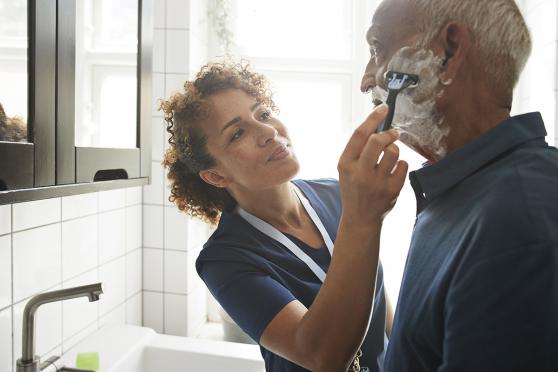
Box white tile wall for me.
[0,235,11,310]
[62,270,99,340]
[99,257,126,316]
[143,291,164,333]
[12,198,60,232]
[126,187,142,206]
[153,29,166,73]
[99,189,127,212]
[126,292,143,326]
[164,293,188,336]
[62,215,98,281]
[164,207,188,251]
[164,250,188,294]
[0,187,143,372]
[153,0,166,29]
[166,30,190,73]
[0,307,12,372]
[152,73,165,115]
[0,205,11,235]
[143,205,164,248]
[13,224,61,302]
[152,117,166,162]
[142,0,212,338]
[13,295,63,358]
[99,209,126,264]
[166,0,190,29]
[126,249,142,296]
[126,205,142,253]
[165,73,189,97]
[61,192,98,220]
[143,162,165,205]
[143,248,164,291]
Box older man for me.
[361,0,558,371]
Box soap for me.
[75,352,100,371]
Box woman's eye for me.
[260,111,271,121]
[230,128,244,142]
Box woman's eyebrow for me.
[220,102,261,135]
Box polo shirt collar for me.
[410,112,548,203]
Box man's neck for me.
[435,78,512,161]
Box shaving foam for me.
[372,47,450,159]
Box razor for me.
[377,71,419,132]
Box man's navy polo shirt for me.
[384,113,558,372]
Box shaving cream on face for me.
[372,47,450,159]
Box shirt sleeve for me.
[198,257,297,343]
[439,242,558,372]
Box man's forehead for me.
[368,0,418,43]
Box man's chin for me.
[398,131,444,163]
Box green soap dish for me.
[75,352,100,371]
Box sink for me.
[55,325,265,372]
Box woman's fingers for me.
[392,160,409,190]
[358,129,399,172]
[339,104,388,164]
[377,144,400,174]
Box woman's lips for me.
[268,144,289,162]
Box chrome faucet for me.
[16,283,103,372]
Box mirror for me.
[0,0,28,143]
[74,0,138,149]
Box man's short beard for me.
[372,47,450,160]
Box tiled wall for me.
[143,0,212,337]
[515,0,558,145]
[0,187,142,372]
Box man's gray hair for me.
[412,0,531,92]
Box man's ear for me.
[438,22,471,85]
[199,169,230,188]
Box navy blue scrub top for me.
[197,178,387,372]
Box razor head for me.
[385,71,419,92]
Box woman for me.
[160,61,407,372]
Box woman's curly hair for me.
[159,61,278,225]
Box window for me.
[206,0,425,309]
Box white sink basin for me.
[56,325,265,372]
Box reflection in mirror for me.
[75,0,138,149]
[0,0,28,143]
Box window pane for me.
[232,0,353,60]
[0,0,28,142]
[75,0,138,148]
[266,72,352,179]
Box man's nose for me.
[361,60,378,93]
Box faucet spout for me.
[17,283,103,371]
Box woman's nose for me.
[257,123,278,146]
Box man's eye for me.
[370,43,382,63]
[230,128,244,142]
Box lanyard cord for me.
[237,183,363,372]
[237,183,333,283]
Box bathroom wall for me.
[143,0,212,338]
[0,188,143,372]
[515,0,558,145]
